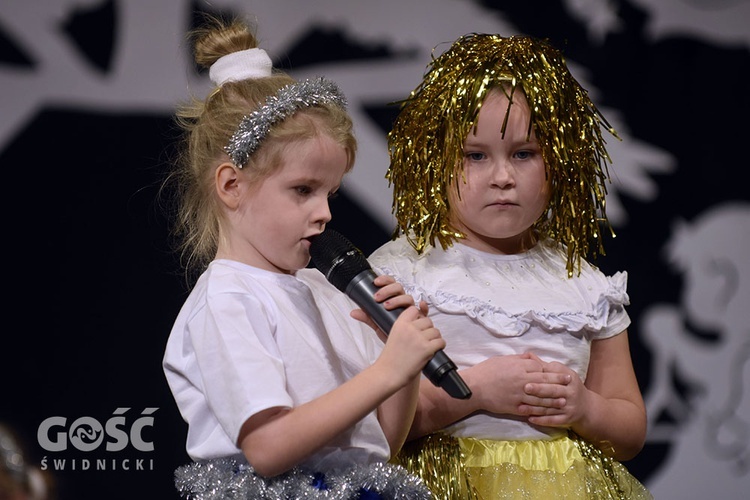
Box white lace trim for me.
[372,239,629,338]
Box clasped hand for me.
[469,353,587,429]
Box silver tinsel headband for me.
[225,77,348,167]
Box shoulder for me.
[530,241,629,299]
[295,267,338,295]
[192,260,316,325]
[369,235,441,278]
[295,267,361,310]
[167,263,285,358]
[369,236,418,264]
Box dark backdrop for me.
[2,1,748,498]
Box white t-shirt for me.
[369,236,630,441]
[163,259,389,471]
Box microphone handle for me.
[346,270,472,399]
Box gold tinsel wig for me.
[387,34,619,276]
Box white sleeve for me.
[188,290,294,444]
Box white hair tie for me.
[209,48,273,86]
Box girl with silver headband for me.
[162,16,444,499]
[369,34,651,498]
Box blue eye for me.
[295,186,312,195]
[514,149,538,160]
[465,152,486,161]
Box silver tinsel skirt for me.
[174,458,433,499]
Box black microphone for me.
[310,229,472,400]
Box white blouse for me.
[369,236,630,441]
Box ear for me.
[215,162,242,210]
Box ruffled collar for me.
[371,238,628,337]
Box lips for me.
[302,233,322,247]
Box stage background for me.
[1,1,748,498]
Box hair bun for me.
[192,17,259,70]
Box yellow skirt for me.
[392,433,652,499]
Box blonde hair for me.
[167,16,356,280]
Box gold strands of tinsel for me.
[570,432,629,499]
[392,434,480,500]
[387,34,619,276]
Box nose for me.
[314,198,333,228]
[491,161,515,188]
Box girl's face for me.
[228,133,349,273]
[448,88,549,254]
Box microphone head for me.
[309,229,371,292]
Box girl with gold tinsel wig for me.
[369,34,652,499]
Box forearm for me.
[377,375,420,453]
[409,374,481,439]
[571,391,647,461]
[574,332,647,461]
[240,363,402,477]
